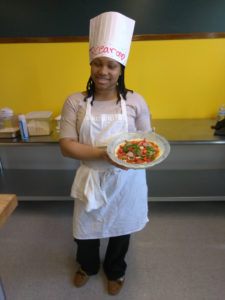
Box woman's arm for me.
[59,95,106,161]
[132,93,151,131]
[60,138,128,170]
[60,138,105,160]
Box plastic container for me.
[0,108,20,138]
[216,104,225,122]
[18,114,29,141]
[25,111,53,136]
[0,108,16,129]
[0,114,18,130]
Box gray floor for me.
[0,201,225,300]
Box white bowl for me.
[107,131,171,169]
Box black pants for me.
[74,234,130,280]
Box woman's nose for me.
[98,65,108,75]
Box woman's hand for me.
[102,149,128,170]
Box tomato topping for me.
[116,139,160,165]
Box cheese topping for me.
[115,138,162,164]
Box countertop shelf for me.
[152,119,225,144]
[0,119,224,146]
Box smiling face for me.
[91,57,122,93]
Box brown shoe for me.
[108,276,125,295]
[74,268,89,287]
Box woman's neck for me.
[94,88,118,101]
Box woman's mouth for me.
[95,77,109,84]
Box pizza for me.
[115,138,162,164]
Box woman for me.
[60,12,151,295]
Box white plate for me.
[107,131,170,169]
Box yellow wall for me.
[0,38,225,119]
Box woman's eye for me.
[92,60,101,67]
[108,64,117,69]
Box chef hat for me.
[89,11,135,66]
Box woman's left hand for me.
[102,150,128,170]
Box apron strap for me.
[86,98,92,118]
[121,99,128,131]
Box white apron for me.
[71,97,149,239]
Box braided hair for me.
[84,64,133,105]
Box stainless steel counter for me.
[0,119,224,146]
[1,118,224,201]
[151,119,225,144]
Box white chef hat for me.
[89,11,135,66]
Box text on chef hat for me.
[89,45,126,61]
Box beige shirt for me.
[60,91,151,141]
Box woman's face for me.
[91,57,122,92]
